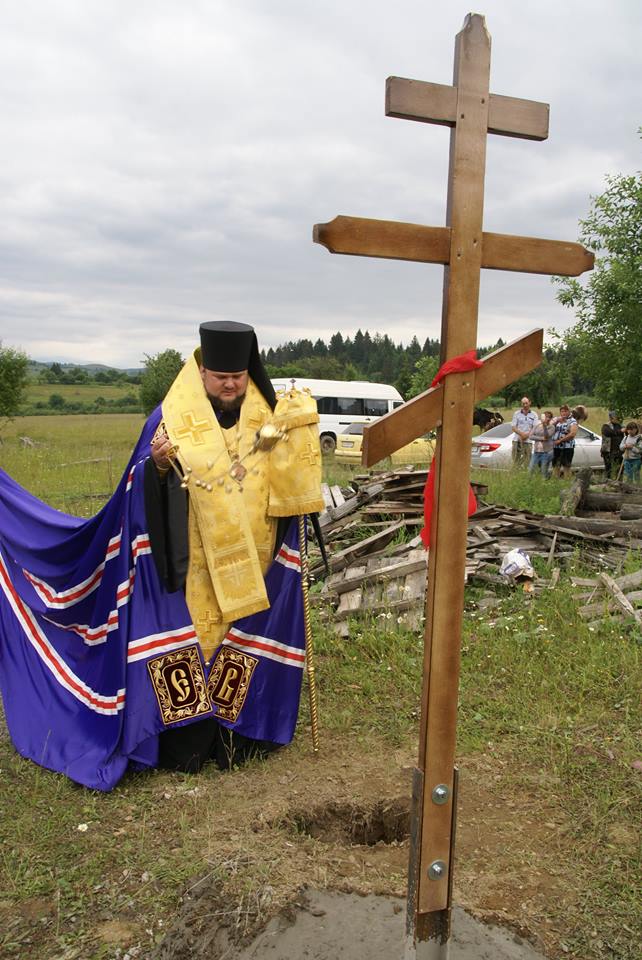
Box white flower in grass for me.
[77,823,89,832]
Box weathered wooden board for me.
[386,75,550,141]
[315,216,591,276]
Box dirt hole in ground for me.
[289,796,411,846]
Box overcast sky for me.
[0,0,639,367]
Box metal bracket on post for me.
[406,767,459,958]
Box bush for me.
[0,344,29,422]
[140,349,185,416]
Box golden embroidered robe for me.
[159,352,324,660]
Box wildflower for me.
[77,823,89,832]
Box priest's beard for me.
[208,392,246,414]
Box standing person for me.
[510,396,537,466]
[551,404,578,479]
[528,410,555,478]
[0,321,325,789]
[601,411,624,478]
[147,321,325,773]
[619,422,642,483]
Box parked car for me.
[335,423,435,466]
[471,421,604,470]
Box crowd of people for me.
[510,397,641,482]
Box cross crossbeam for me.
[314,216,593,276]
[386,76,549,141]
[362,329,543,466]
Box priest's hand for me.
[151,432,175,473]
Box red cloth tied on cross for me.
[421,349,483,548]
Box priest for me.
[0,321,324,790]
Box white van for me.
[270,377,404,454]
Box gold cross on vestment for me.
[195,609,219,634]
[220,557,248,591]
[313,13,593,954]
[300,442,320,466]
[174,411,214,446]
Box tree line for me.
[260,332,598,407]
[36,362,141,386]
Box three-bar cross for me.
[313,14,593,957]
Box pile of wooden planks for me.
[312,469,642,632]
[573,569,642,629]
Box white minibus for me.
[270,377,404,454]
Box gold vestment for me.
[161,352,324,659]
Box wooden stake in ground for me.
[313,13,594,958]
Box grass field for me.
[0,414,145,515]
[25,383,139,404]
[0,413,639,960]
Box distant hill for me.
[28,361,143,378]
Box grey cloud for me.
[1,1,640,365]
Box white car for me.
[471,421,604,470]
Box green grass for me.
[471,464,573,514]
[25,383,138,404]
[319,577,640,959]
[0,414,145,515]
[0,412,640,959]
[312,613,423,742]
[1,582,639,957]
[459,583,641,959]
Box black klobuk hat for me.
[199,321,254,372]
[198,320,276,410]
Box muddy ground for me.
[141,733,582,960]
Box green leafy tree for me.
[0,343,29,432]
[408,355,440,398]
[555,160,642,416]
[139,349,185,415]
[68,367,89,383]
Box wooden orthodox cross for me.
[313,14,594,958]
